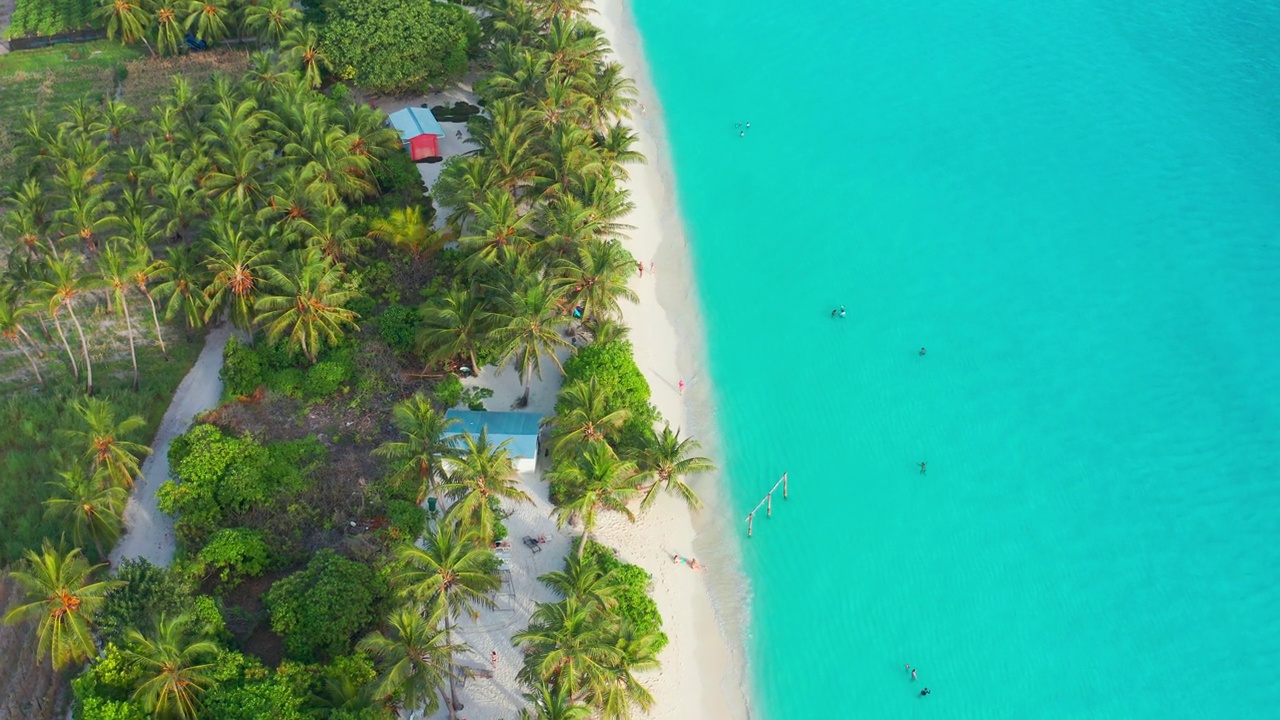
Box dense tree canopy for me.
[265,549,384,662]
[320,0,480,93]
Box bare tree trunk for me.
[120,298,138,391]
[51,312,79,379]
[36,313,52,342]
[16,324,45,357]
[10,337,43,386]
[66,304,93,396]
[442,617,460,720]
[141,289,169,359]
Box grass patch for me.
[0,41,142,184]
[0,328,202,566]
[120,49,252,120]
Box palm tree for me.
[56,186,120,253]
[203,226,275,332]
[99,0,154,47]
[367,206,444,261]
[513,598,621,701]
[34,252,96,394]
[592,122,644,178]
[357,605,465,716]
[184,0,233,45]
[0,290,44,385]
[126,241,169,359]
[281,25,329,89]
[152,1,184,56]
[552,239,637,322]
[627,424,712,512]
[44,463,128,559]
[126,614,220,720]
[3,542,122,669]
[255,249,359,363]
[439,429,531,545]
[98,242,142,389]
[518,680,592,720]
[415,286,492,376]
[299,205,367,263]
[395,526,500,720]
[539,552,618,612]
[547,442,637,559]
[241,0,299,47]
[545,377,629,456]
[152,246,208,333]
[61,396,151,489]
[586,622,659,720]
[580,62,637,131]
[489,278,571,406]
[460,189,535,270]
[373,394,460,503]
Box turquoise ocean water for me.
[630,0,1280,717]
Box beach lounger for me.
[522,536,542,553]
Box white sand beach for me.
[441,2,752,719]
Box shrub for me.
[372,149,425,202]
[98,559,190,645]
[376,304,419,353]
[222,337,266,397]
[433,374,463,408]
[197,528,270,587]
[159,425,323,544]
[560,342,656,421]
[304,361,350,398]
[319,0,480,93]
[385,499,426,540]
[265,550,382,661]
[583,542,668,652]
[269,367,306,397]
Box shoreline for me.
[590,1,753,719]
[447,3,755,719]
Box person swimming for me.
[919,688,931,697]
[919,347,926,356]
[839,305,846,318]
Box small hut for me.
[444,410,544,472]
[388,106,446,161]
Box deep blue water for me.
[631,0,1280,717]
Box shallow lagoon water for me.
[632,0,1280,716]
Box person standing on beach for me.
[678,379,685,394]
[491,651,498,668]
[637,261,644,277]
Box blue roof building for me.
[387,106,445,160]
[444,410,543,472]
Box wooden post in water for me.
[744,473,789,538]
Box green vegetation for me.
[318,0,480,93]
[159,423,324,545]
[1,2,715,720]
[264,550,383,662]
[6,0,98,39]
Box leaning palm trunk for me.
[119,298,139,390]
[66,304,93,395]
[35,313,52,342]
[16,324,45,357]
[141,289,168,359]
[51,312,79,379]
[9,336,43,385]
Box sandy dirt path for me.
[110,324,232,568]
